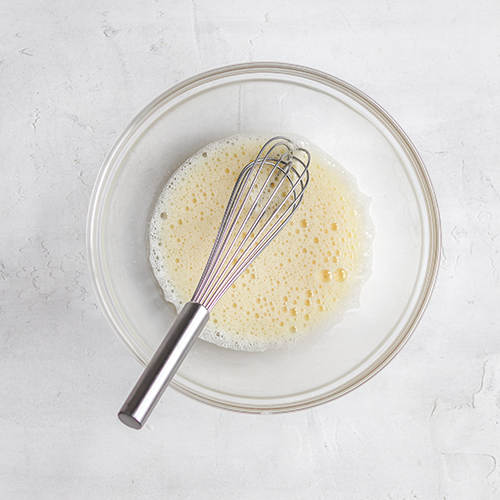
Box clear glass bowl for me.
[87,63,440,413]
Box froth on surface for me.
[150,134,373,352]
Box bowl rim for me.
[86,62,441,413]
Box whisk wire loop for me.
[191,137,310,311]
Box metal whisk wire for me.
[118,136,310,429]
[192,136,310,310]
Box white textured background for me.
[1,1,499,498]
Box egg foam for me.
[150,134,373,352]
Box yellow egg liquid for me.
[150,135,373,351]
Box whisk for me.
[119,136,310,429]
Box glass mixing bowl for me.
[87,63,440,413]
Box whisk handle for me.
[118,302,209,429]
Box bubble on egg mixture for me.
[149,134,374,352]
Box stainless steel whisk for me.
[119,137,310,429]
